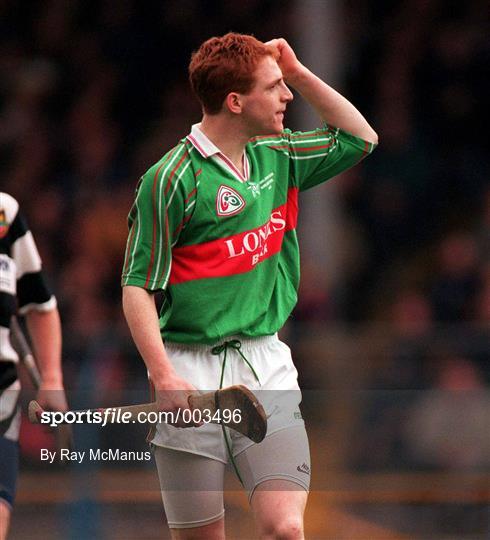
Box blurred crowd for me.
[1,0,488,471]
[342,0,489,471]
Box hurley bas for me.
[41,448,152,464]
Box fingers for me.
[265,38,289,52]
[265,38,279,48]
[36,388,68,412]
[265,38,282,59]
[265,38,286,46]
[153,375,203,427]
[155,389,202,428]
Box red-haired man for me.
[122,33,377,539]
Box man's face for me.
[239,55,294,136]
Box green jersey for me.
[122,123,375,344]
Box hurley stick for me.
[10,317,75,454]
[29,384,267,443]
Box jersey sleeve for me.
[278,124,376,191]
[121,146,196,291]
[4,197,56,314]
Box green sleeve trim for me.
[121,275,164,291]
[323,122,377,154]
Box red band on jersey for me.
[170,188,299,284]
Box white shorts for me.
[151,334,305,463]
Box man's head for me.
[189,33,293,135]
[189,32,275,115]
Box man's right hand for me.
[153,372,202,428]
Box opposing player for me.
[0,192,67,540]
[122,33,377,539]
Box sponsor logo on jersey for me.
[247,181,260,199]
[246,173,274,200]
[0,210,9,239]
[170,187,299,284]
[224,210,286,266]
[216,185,245,217]
[0,257,10,271]
[0,254,16,294]
[259,172,274,190]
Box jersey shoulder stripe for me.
[164,147,191,197]
[144,159,169,288]
[250,127,333,152]
[122,142,198,289]
[156,144,197,284]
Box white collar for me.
[187,123,221,158]
[186,123,250,182]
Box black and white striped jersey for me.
[0,192,56,363]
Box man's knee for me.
[259,516,304,540]
[170,517,225,540]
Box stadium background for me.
[1,0,488,538]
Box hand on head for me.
[265,38,303,82]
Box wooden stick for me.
[29,385,267,443]
[10,317,75,454]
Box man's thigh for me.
[153,445,226,531]
[234,424,311,500]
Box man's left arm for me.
[25,305,68,412]
[25,307,62,386]
[267,38,378,144]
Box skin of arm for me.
[267,38,378,144]
[122,285,199,425]
[25,307,68,411]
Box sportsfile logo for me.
[38,408,242,427]
[216,185,245,217]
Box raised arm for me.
[267,38,378,144]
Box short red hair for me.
[189,32,276,115]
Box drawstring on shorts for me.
[211,339,261,484]
[211,339,261,388]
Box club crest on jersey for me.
[0,210,9,239]
[216,185,245,217]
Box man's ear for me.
[225,92,243,114]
